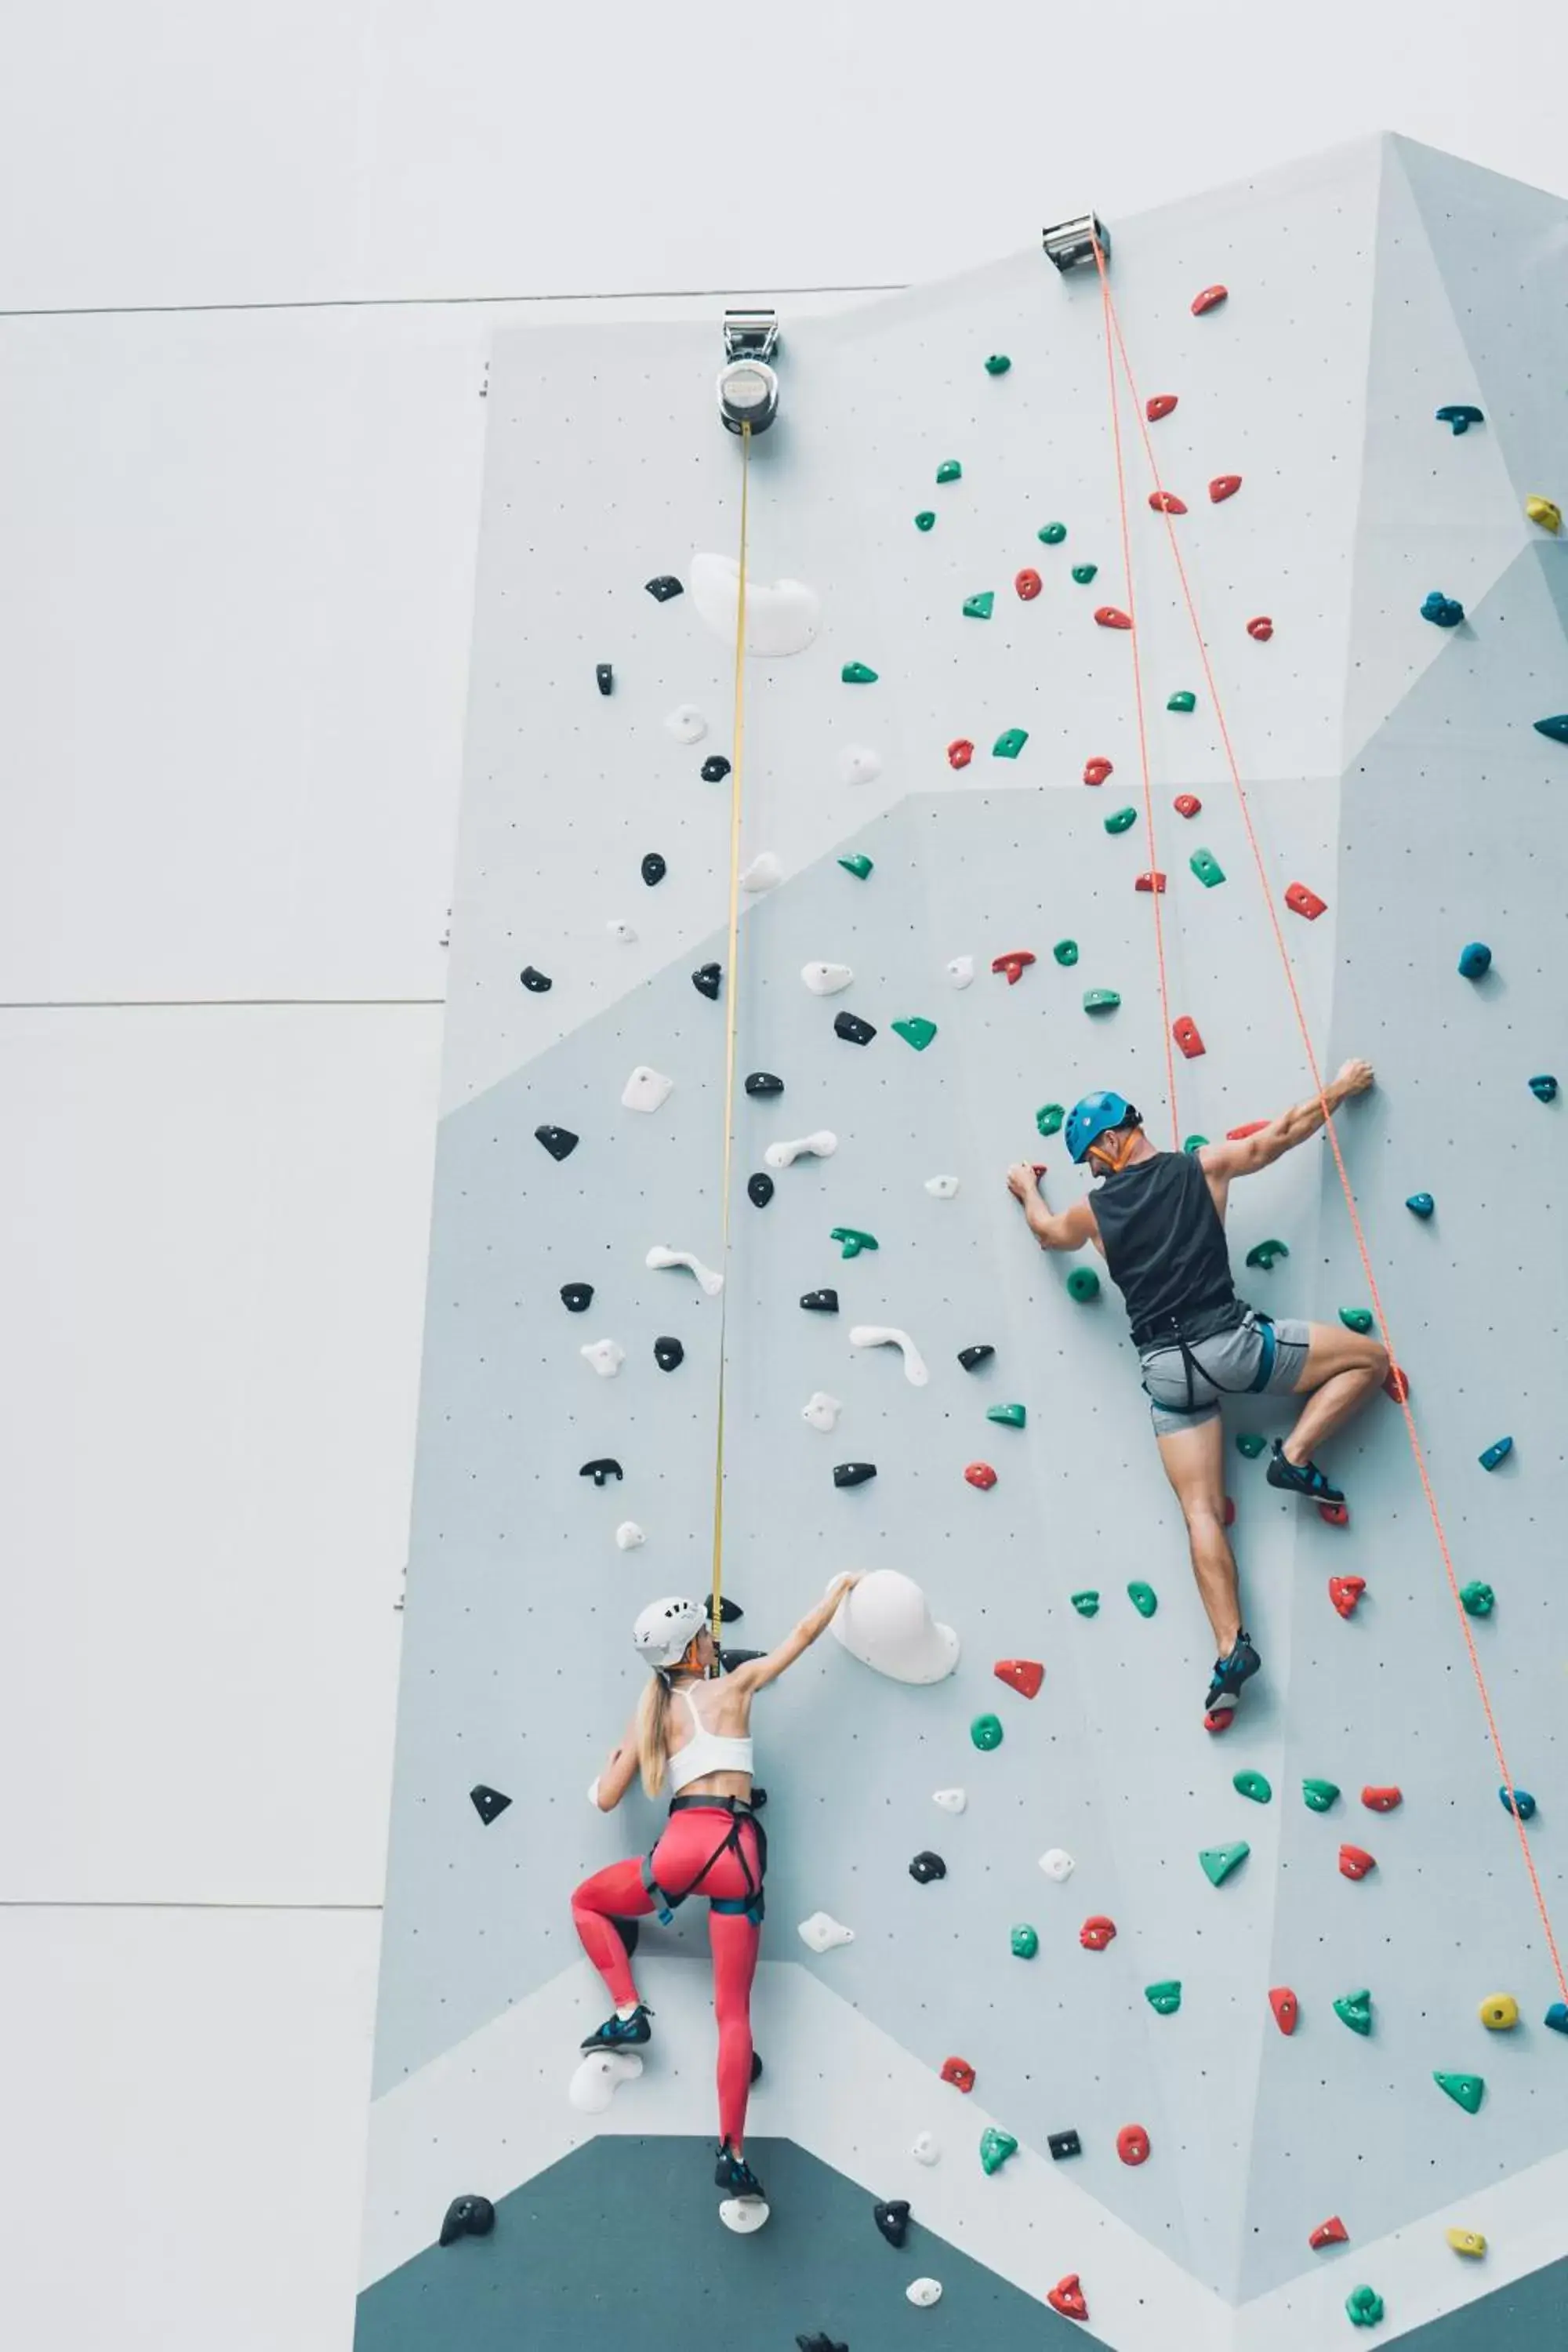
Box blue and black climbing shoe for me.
[714,2143,766,2200]
[579,2003,653,2053]
[1203,1631,1261,1730]
[1266,1439,1344,1506]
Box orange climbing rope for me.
[706,423,752,1642]
[1088,241,1568,2005]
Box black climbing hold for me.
[1048,2129,1083,2161]
[612,1918,639,1957]
[745,1072,784,1096]
[439,2194,496,2249]
[833,1011,877,1046]
[710,1594,745,1624]
[641,852,666,886]
[747,1785,767,1808]
[720,1646,765,1671]
[748,1172,775,1207]
[644,575,683,601]
[535,1124,579,1161]
[654,1336,684,1372]
[469,1784,511,1826]
[702,754,731,782]
[560,1282,594,1313]
[874,2198,912,2248]
[519,966,553,993]
[692,963,722,1000]
[833,1461,877,1488]
[579,1457,623,1486]
[801,1289,840,1312]
[751,2050,764,2083]
[595,663,614,695]
[795,2336,849,2352]
[909,1851,947,1884]
[957,1345,996,1372]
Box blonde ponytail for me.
[636,1672,673,1798]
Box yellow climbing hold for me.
[1526,495,1562,534]
[1446,2228,1487,2258]
[1478,1993,1519,2031]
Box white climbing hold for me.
[932,1788,967,1814]
[664,703,708,744]
[645,1243,724,1296]
[797,1911,855,1954]
[911,2132,942,2166]
[614,1521,645,1551]
[801,960,855,996]
[838,744,883,786]
[568,2051,643,2114]
[906,2279,943,2308]
[764,1129,837,1171]
[832,1568,960,1684]
[690,551,821,659]
[718,2194,771,2234]
[620,1065,673,1114]
[1038,1848,1076,1882]
[801,1392,842,1432]
[946,955,976,989]
[849,1325,930,1387]
[924,1174,960,1199]
[580,1338,626,1378]
[607,919,638,944]
[739,851,782,894]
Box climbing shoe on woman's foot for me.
[1203,1631,1261,1732]
[714,2143,766,2200]
[579,2004,653,2053]
[1266,1439,1344,1505]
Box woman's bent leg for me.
[571,1859,653,2009]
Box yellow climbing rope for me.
[707,423,751,1646]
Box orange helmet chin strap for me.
[1089,1127,1141,1174]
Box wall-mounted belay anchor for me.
[718,308,780,435]
[1042,212,1111,271]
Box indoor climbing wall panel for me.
[357,135,1568,2351]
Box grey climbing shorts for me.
[1139,1310,1312,1438]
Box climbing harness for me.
[1135,1305,1277,1421]
[640,1795,767,1929]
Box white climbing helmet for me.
[632,1596,709,1671]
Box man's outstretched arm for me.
[1006,1163,1100,1251]
[1200,1058,1374,1182]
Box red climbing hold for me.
[1083,757,1113,786]
[1338,1844,1376,1881]
[990,951,1036,985]
[1310,2216,1350,2251]
[1269,1987,1300,2036]
[1362,1786,1403,1812]
[1135,871,1167,893]
[964,1462,998,1490]
[994,1658,1044,1700]
[1329,1575,1366,1618]
[1047,2276,1089,2324]
[1146,394,1178,422]
[1223,1494,1236,1527]
[1173,1018,1205,1059]
[1208,474,1243,503]
[1318,1501,1350,1528]
[940,2056,976,2092]
[1192,284,1229,316]
[1384,1364,1410,1404]
[1080,1915,1117,1952]
[1285,882,1327,920]
[1015,568,1043,601]
[1203,1709,1235,1736]
[1094,606,1133,630]
[1116,2124,1151,2167]
[947,739,974,769]
[1227,1120,1268,1142]
[1247,615,1274,642]
[1173,792,1202,818]
[1149,490,1188,515]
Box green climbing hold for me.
[1070,1590,1101,1617]
[1459,1580,1494,1617]
[963,591,995,619]
[1127,1581,1158,1619]
[1071,563,1098,584]
[993,727,1029,758]
[1346,2286,1385,2329]
[838,853,874,879]
[1233,1769,1272,1803]
[987,1403,1027,1429]
[1036,1103,1065,1137]
[971,1713,1004,1751]
[1236,1432,1266,1459]
[1246,1239,1290,1271]
[1339,1308,1374,1334]
[830,1227,879,1259]
[1183,1134,1209,1153]
[841,661,879,684]
[892,1017,938,1051]
[1435,2072,1485,2114]
[914,511,936,532]
[1105,806,1138,834]
[936,459,963,484]
[1189,848,1226,887]
[984,354,1012,376]
[1037,521,1067,545]
[1083,988,1122,1014]
[979,2126,1019,2175]
[1334,1988,1373,2035]
[1011,1923,1039,1958]
[1053,939,1079,966]
[1302,1778,1341,1813]
[1167,691,1197,713]
[1145,1980,1182,2014]
[1067,1266,1102,1303]
[1200,1841,1250,1886]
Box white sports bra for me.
[666,1682,754,1794]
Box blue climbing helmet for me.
[1065,1091,1141,1166]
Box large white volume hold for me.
[801,960,854,996]
[764,1130,837,1171]
[924,1174,960,1199]
[838,744,883,786]
[849,1324,930,1387]
[739,851,782,894]
[1039,1847,1076,1882]
[614,1521,645,1551]
[946,955,976,989]
[801,1391,842,1432]
[906,2279,943,2307]
[718,2194,771,2234]
[568,2051,643,2114]
[663,703,708,744]
[690,552,821,659]
[831,1569,960,1684]
[932,1788,967,1814]
[911,2132,942,2166]
[646,1244,724,1295]
[580,1338,626,1378]
[797,1911,855,1954]
[620,1065,673,1113]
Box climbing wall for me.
[355,135,1568,2351]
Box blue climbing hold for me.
[1546,2003,1568,2034]
[1457,942,1492,979]
[1535,716,1568,745]
[1529,1074,1559,1102]
[1406,1192,1434,1218]
[1479,1436,1513,1472]
[1421,591,1465,628]
[1500,1786,1537,1820]
[1435,404,1484,434]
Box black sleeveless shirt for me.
[1091,1149,1239,1346]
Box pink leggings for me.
[572,1808,762,2152]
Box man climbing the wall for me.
[1006,1061,1386,1730]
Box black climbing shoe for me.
[1266,1439,1344,1506]
[714,2143,766,2200]
[579,2004,652,2053]
[1204,1632,1261,1728]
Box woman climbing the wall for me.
[572,1574,861,2209]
